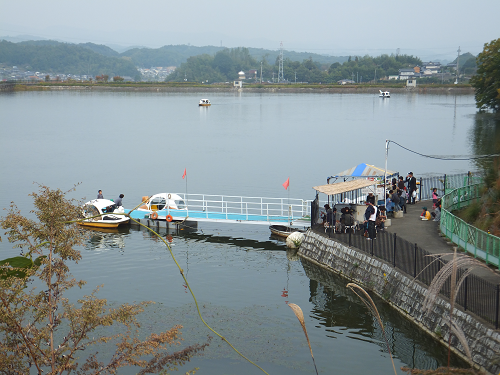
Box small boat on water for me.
[269,225,305,238]
[135,193,187,220]
[199,99,211,106]
[79,199,129,228]
[379,90,390,98]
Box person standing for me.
[364,201,378,240]
[399,189,407,213]
[366,192,376,205]
[391,189,400,212]
[97,190,103,199]
[115,194,124,207]
[432,188,439,209]
[398,176,405,191]
[406,172,417,204]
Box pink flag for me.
[282,177,290,190]
[182,168,186,179]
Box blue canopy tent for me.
[327,163,398,183]
[322,163,399,207]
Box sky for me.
[1,0,499,61]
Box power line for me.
[388,140,499,161]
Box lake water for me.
[0,90,477,374]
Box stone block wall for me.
[299,231,500,374]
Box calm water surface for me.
[0,91,475,374]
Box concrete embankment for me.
[298,230,500,374]
[11,83,475,95]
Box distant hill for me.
[78,42,120,57]
[0,40,139,77]
[121,45,225,67]
[246,47,349,65]
[118,44,349,68]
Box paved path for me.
[385,200,500,284]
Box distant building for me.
[337,79,355,85]
[406,78,417,88]
[238,71,246,80]
[234,81,242,88]
[398,68,421,80]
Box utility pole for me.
[277,41,284,83]
[295,71,297,84]
[455,46,461,84]
[260,61,263,83]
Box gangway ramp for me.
[127,193,311,226]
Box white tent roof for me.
[313,179,376,195]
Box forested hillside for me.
[166,47,422,83]
[0,40,139,77]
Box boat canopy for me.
[313,179,376,195]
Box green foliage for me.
[0,185,209,374]
[167,48,423,83]
[470,38,500,112]
[0,40,139,77]
[121,45,224,68]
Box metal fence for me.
[440,184,500,269]
[316,226,500,328]
[418,172,482,201]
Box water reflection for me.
[83,226,129,251]
[469,112,500,171]
[301,258,469,370]
[126,224,286,251]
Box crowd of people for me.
[321,172,442,241]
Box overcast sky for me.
[1,0,499,61]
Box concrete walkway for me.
[385,200,500,285]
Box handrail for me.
[440,183,500,269]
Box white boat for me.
[199,99,211,106]
[379,90,390,98]
[79,199,129,228]
[135,193,187,219]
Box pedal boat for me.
[78,199,129,228]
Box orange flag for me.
[182,168,186,179]
[282,177,290,190]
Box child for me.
[420,206,432,221]
[432,188,439,209]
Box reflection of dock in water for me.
[301,259,468,370]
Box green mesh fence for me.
[440,183,500,269]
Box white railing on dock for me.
[174,193,311,221]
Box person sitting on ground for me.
[420,206,432,221]
[432,199,442,221]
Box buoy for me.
[150,211,158,220]
[286,232,305,249]
[166,215,173,222]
